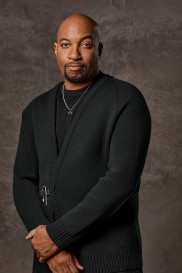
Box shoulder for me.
[105,74,152,125]
[108,74,150,111]
[21,82,61,119]
[109,74,145,101]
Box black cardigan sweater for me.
[13,71,152,273]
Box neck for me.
[64,71,99,90]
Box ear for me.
[54,42,58,56]
[98,42,103,58]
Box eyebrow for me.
[59,35,93,42]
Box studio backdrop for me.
[0,1,182,273]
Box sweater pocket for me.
[39,185,50,220]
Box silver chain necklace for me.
[62,82,91,115]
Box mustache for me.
[65,62,86,67]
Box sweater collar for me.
[48,70,111,169]
[47,70,111,218]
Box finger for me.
[50,258,64,273]
[39,257,46,263]
[36,252,40,260]
[47,259,57,273]
[72,253,84,270]
[68,262,80,273]
[54,254,71,273]
[26,229,35,239]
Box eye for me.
[61,43,69,48]
[82,42,92,48]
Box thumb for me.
[26,229,36,240]
[72,253,84,270]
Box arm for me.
[13,105,87,267]
[46,91,152,251]
[13,106,50,232]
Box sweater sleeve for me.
[46,90,152,250]
[13,107,50,232]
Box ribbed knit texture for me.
[33,249,143,273]
[13,70,151,273]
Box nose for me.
[68,44,82,60]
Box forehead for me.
[57,20,96,41]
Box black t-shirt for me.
[56,83,89,153]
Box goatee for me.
[64,65,88,83]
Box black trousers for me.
[114,269,143,273]
[34,269,143,273]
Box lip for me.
[67,66,83,71]
[67,64,82,70]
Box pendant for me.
[68,110,72,115]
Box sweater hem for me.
[33,248,143,273]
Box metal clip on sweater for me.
[40,185,49,206]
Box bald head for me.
[54,13,103,89]
[56,13,100,43]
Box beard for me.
[64,64,88,83]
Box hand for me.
[26,225,59,263]
[47,249,84,273]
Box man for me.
[13,13,151,273]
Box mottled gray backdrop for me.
[0,0,182,272]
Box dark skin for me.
[54,13,103,90]
[26,13,103,273]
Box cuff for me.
[46,217,79,251]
